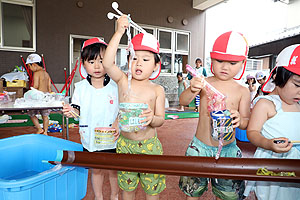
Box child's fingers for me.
[141,108,152,116]
[140,116,152,126]
[113,132,120,141]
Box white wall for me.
[287,0,300,28]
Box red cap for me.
[262,44,300,93]
[131,33,161,80]
[81,37,107,51]
[80,38,107,79]
[210,31,249,80]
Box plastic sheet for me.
[14,87,68,108]
[1,71,29,82]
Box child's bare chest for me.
[119,84,157,106]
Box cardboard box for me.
[0,79,3,93]
[3,87,25,98]
[6,80,27,88]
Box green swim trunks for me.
[179,136,245,200]
[116,134,166,195]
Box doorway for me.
[69,34,102,96]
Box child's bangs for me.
[81,44,105,61]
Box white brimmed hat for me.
[79,37,107,79]
[131,33,161,80]
[262,44,300,93]
[255,71,265,80]
[210,31,249,80]
[26,53,42,64]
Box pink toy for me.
[186,64,230,160]
[186,64,226,112]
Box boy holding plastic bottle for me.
[103,15,166,200]
[179,31,251,200]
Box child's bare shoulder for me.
[254,97,276,114]
[235,82,249,94]
[151,82,164,93]
[255,97,274,107]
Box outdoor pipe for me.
[49,150,300,183]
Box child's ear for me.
[153,62,160,72]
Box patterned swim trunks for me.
[179,136,245,200]
[116,134,166,195]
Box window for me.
[158,30,172,50]
[116,48,128,71]
[246,59,263,71]
[175,54,188,74]
[119,27,134,46]
[0,0,35,51]
[176,32,189,52]
[116,23,190,76]
[160,53,172,73]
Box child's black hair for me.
[36,61,43,68]
[81,43,106,62]
[273,67,299,88]
[245,78,256,85]
[81,43,109,86]
[177,72,183,83]
[177,72,183,77]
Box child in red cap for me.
[103,15,166,199]
[179,31,251,200]
[243,44,300,200]
[63,38,119,200]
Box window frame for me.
[175,31,189,53]
[117,23,190,76]
[0,0,36,52]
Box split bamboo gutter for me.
[49,151,300,183]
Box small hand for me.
[230,109,240,128]
[271,137,293,153]
[113,130,120,142]
[111,121,120,141]
[190,76,205,93]
[116,15,129,35]
[62,103,73,118]
[62,103,79,119]
[139,104,154,126]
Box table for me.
[0,102,70,140]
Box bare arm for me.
[179,76,204,106]
[102,15,129,84]
[140,85,165,128]
[47,75,52,93]
[32,73,39,89]
[237,87,251,129]
[150,85,165,127]
[183,80,187,90]
[247,99,292,153]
